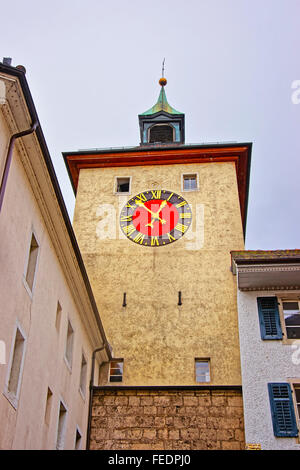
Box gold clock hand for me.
[135,200,166,224]
[155,199,167,216]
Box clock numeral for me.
[167,192,174,201]
[180,212,192,219]
[123,224,136,236]
[120,215,133,222]
[126,201,135,209]
[176,200,187,208]
[167,233,176,242]
[151,190,161,199]
[175,223,188,233]
[133,233,145,245]
[135,193,147,202]
[150,236,159,246]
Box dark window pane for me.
[184,176,197,190]
[283,302,299,311]
[109,375,123,382]
[284,313,300,327]
[294,387,300,403]
[117,178,130,193]
[286,327,300,339]
[149,125,173,143]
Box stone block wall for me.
[89,388,245,450]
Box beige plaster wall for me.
[73,162,245,386]
[0,113,99,449]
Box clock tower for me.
[64,76,252,450]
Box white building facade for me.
[232,250,300,450]
[0,60,111,450]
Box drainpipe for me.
[86,345,106,450]
[0,120,39,212]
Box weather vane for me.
[162,58,165,78]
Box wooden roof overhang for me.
[231,250,300,291]
[63,142,252,236]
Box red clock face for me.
[120,190,192,247]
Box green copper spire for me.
[140,78,183,116]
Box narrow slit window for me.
[195,359,210,383]
[116,177,130,194]
[65,320,74,369]
[79,353,87,397]
[109,360,123,383]
[183,174,198,191]
[56,401,67,450]
[25,233,39,291]
[45,387,53,425]
[7,327,26,402]
[55,302,62,331]
[75,428,82,450]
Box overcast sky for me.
[1,0,299,250]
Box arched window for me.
[149,124,174,143]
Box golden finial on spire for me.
[159,58,167,86]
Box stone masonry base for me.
[89,387,245,450]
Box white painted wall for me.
[237,289,300,450]
[0,102,102,450]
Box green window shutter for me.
[268,383,298,437]
[257,297,283,340]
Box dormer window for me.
[149,124,174,143]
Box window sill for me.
[182,189,199,193]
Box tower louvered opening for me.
[149,124,174,143]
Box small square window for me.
[282,300,300,339]
[195,359,210,383]
[115,177,130,194]
[183,174,198,191]
[109,360,123,383]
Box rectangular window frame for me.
[181,173,199,192]
[109,359,124,383]
[56,398,68,450]
[114,176,132,196]
[4,321,27,409]
[278,295,300,345]
[79,351,87,399]
[23,229,40,297]
[195,358,211,384]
